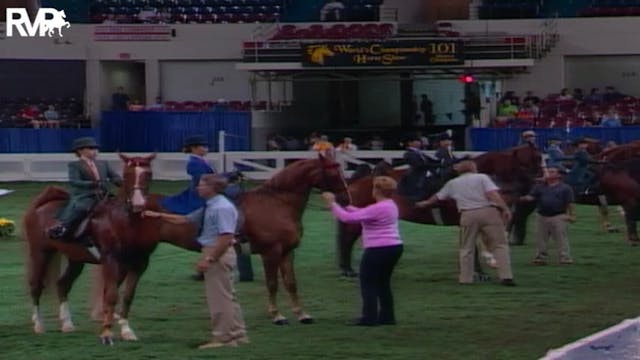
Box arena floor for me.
[1,181,640,360]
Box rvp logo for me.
[6,8,71,38]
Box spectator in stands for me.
[368,135,384,150]
[522,90,540,105]
[306,132,320,149]
[111,86,130,111]
[600,107,622,127]
[497,99,518,118]
[516,99,539,124]
[572,88,584,102]
[312,135,334,155]
[420,94,434,127]
[320,0,345,21]
[19,104,42,127]
[147,96,164,111]
[128,100,145,112]
[520,166,576,265]
[337,137,358,152]
[500,91,519,106]
[585,88,603,103]
[266,133,284,151]
[43,105,59,121]
[603,86,624,103]
[462,92,481,125]
[558,88,573,101]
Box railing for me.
[0,150,484,182]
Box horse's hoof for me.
[273,318,289,326]
[61,322,75,333]
[340,270,358,278]
[101,336,115,346]
[121,330,138,341]
[33,323,45,334]
[299,316,314,324]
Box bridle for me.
[319,160,353,204]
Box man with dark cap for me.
[519,130,537,146]
[47,137,122,244]
[398,134,439,201]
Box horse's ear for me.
[319,148,336,162]
[119,152,130,163]
[145,152,157,161]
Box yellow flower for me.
[0,218,15,226]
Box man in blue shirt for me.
[144,174,248,348]
[546,137,568,173]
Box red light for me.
[463,75,474,83]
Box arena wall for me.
[448,17,640,96]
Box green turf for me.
[1,181,639,360]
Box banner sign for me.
[302,40,464,67]
[94,25,171,41]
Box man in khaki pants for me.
[520,166,576,265]
[417,160,516,286]
[144,174,248,348]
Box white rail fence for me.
[0,150,484,182]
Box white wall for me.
[160,60,250,101]
[447,17,640,97]
[565,56,640,96]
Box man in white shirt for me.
[416,160,516,286]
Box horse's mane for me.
[259,158,318,192]
[28,185,69,210]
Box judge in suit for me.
[161,135,216,215]
[434,134,458,167]
[48,137,122,240]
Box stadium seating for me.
[0,97,89,128]
[89,0,284,23]
[478,0,542,19]
[493,94,640,128]
[270,23,394,40]
[579,0,640,17]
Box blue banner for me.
[470,127,640,151]
[99,111,251,152]
[0,128,97,153]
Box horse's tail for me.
[22,186,68,297]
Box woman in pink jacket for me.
[322,176,404,326]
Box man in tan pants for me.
[417,160,516,286]
[144,174,247,348]
[520,166,576,265]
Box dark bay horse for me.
[236,153,348,324]
[23,154,199,345]
[336,144,542,276]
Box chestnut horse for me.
[23,153,348,344]
[336,144,542,276]
[236,153,348,324]
[23,154,201,345]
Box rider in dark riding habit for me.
[399,134,440,201]
[47,137,122,243]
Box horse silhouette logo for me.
[6,8,71,38]
[307,45,335,65]
[44,10,71,37]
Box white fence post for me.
[218,130,226,173]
